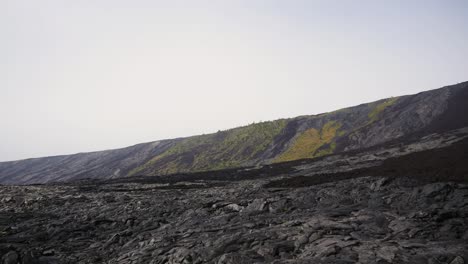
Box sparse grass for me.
[315,142,337,157]
[127,96,402,176]
[275,121,342,162]
[127,119,288,176]
[274,128,321,162]
[368,97,399,122]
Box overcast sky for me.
[1,0,467,161]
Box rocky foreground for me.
[1,175,467,264]
[1,132,468,264]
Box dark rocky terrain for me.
[1,81,467,184]
[1,126,468,263]
[1,81,468,263]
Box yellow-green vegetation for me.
[344,97,399,140]
[128,119,288,176]
[275,121,342,162]
[128,96,400,176]
[368,97,399,122]
[315,142,337,157]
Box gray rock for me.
[225,203,243,212]
[389,219,414,233]
[243,199,267,214]
[370,177,389,191]
[1,251,19,264]
[0,156,467,264]
[376,245,398,262]
[450,256,465,264]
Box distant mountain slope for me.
[1,81,467,184]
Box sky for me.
[1,0,468,161]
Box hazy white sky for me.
[1,0,467,161]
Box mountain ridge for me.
[0,82,455,163]
[1,81,467,184]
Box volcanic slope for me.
[1,127,468,263]
[0,81,467,184]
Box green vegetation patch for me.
[368,97,399,122]
[275,121,342,162]
[315,141,337,157]
[128,119,288,176]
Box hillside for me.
[1,122,468,263]
[1,81,467,184]
[2,81,468,263]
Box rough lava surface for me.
[2,81,468,263]
[1,128,468,263]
